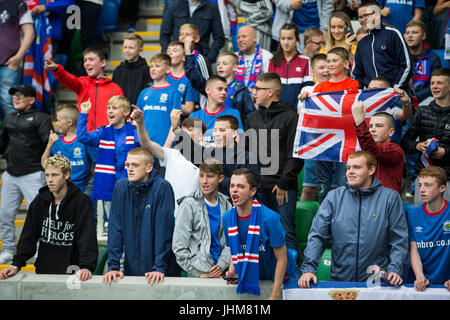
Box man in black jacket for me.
[246,72,303,252]
[0,84,53,264]
[159,0,225,63]
[401,68,450,205]
[0,155,98,280]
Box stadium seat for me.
[93,244,108,275]
[286,248,299,277]
[67,30,83,72]
[295,201,319,251]
[316,248,331,281]
[231,23,245,52]
[432,49,450,68]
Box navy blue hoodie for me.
[107,170,179,276]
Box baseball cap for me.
[8,84,36,97]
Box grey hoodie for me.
[301,177,408,282]
[172,188,232,277]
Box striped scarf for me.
[235,44,263,92]
[91,122,136,201]
[228,200,262,296]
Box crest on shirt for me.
[73,147,82,158]
[178,84,186,93]
[443,220,450,233]
[160,93,168,103]
[415,226,423,233]
[296,67,302,72]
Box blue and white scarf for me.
[235,44,263,93]
[228,200,262,296]
[91,121,136,201]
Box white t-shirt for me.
[160,148,199,214]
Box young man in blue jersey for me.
[41,104,96,193]
[223,168,299,299]
[184,48,255,126]
[136,53,182,146]
[406,166,450,291]
[166,41,199,116]
[189,75,243,144]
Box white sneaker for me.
[0,251,14,264]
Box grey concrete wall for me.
[0,273,276,300]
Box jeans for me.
[0,65,21,120]
[316,160,347,204]
[0,171,45,254]
[257,188,298,251]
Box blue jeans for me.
[316,161,347,204]
[0,66,21,120]
[257,188,298,251]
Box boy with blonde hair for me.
[77,95,141,236]
[136,53,182,146]
[41,104,96,192]
[0,155,98,280]
[112,33,151,105]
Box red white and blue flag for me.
[293,88,400,162]
[23,14,55,111]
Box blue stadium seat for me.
[96,0,122,42]
[231,23,245,52]
[286,248,298,277]
[432,49,450,68]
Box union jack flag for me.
[293,88,400,162]
[23,14,55,111]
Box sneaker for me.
[0,251,14,264]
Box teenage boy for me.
[298,53,329,202]
[102,147,179,284]
[404,20,442,104]
[184,49,255,126]
[406,166,450,291]
[45,46,124,132]
[166,41,199,116]
[300,47,359,204]
[352,103,405,194]
[172,159,232,277]
[248,72,303,252]
[0,84,53,264]
[299,151,408,287]
[353,1,413,90]
[0,155,98,280]
[136,53,182,146]
[189,76,243,144]
[41,104,96,193]
[77,96,141,236]
[223,169,292,299]
[401,68,450,205]
[112,33,152,106]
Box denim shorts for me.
[302,159,318,187]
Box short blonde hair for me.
[43,155,72,176]
[124,33,144,48]
[127,147,153,165]
[108,95,130,112]
[348,151,377,169]
[180,23,200,36]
